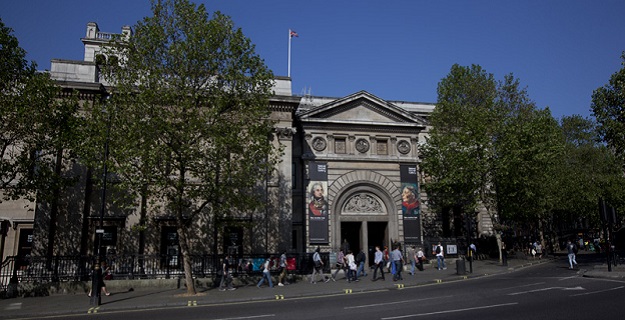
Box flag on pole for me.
[288,29,298,77]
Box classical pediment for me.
[298,91,427,126]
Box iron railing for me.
[1,252,328,293]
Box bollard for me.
[456,257,466,275]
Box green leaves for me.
[591,52,625,164]
[0,18,80,203]
[421,64,566,229]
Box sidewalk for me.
[0,254,618,319]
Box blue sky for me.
[2,1,624,119]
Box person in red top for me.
[383,245,390,272]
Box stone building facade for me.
[0,22,494,266]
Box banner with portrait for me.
[400,164,421,243]
[308,161,329,244]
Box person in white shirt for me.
[257,257,274,288]
[416,247,425,271]
[434,242,447,270]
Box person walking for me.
[332,249,345,281]
[383,246,390,273]
[416,247,425,271]
[356,249,368,278]
[219,254,236,291]
[372,246,385,281]
[310,247,330,283]
[88,261,111,297]
[567,240,578,269]
[257,256,274,288]
[277,250,288,286]
[501,242,508,266]
[434,242,447,270]
[408,245,416,275]
[345,249,358,282]
[391,245,404,281]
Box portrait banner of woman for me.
[400,165,421,242]
[401,184,420,215]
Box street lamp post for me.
[90,96,111,306]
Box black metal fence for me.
[1,252,329,293]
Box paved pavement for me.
[0,253,623,319]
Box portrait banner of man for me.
[309,161,329,244]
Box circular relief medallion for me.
[397,140,411,154]
[355,138,370,153]
[312,137,327,151]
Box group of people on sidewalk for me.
[218,241,453,291]
[318,242,449,284]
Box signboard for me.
[400,164,421,243]
[308,161,329,244]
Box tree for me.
[96,0,276,295]
[493,75,564,227]
[420,64,567,257]
[0,18,80,257]
[419,64,500,238]
[591,52,625,166]
[552,115,625,231]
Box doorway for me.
[367,222,387,266]
[341,222,361,254]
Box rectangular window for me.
[335,138,346,154]
[377,139,388,155]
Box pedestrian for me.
[536,243,543,260]
[434,242,447,270]
[341,239,350,255]
[310,247,330,283]
[356,249,367,278]
[278,250,288,286]
[408,245,416,275]
[257,256,274,288]
[372,246,385,281]
[383,245,390,272]
[391,244,404,281]
[416,247,425,271]
[219,254,236,291]
[88,261,111,297]
[567,240,578,269]
[501,242,508,266]
[469,243,477,261]
[345,249,358,282]
[332,249,345,281]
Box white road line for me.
[5,302,22,310]
[507,286,584,295]
[569,286,624,297]
[493,282,546,291]
[213,315,275,320]
[345,296,454,310]
[381,302,518,319]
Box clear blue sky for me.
[2,1,624,119]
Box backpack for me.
[356,251,365,263]
[435,246,441,254]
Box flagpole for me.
[288,29,292,78]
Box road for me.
[43,260,624,320]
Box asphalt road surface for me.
[46,260,624,320]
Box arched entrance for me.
[332,183,398,266]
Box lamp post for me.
[90,95,111,306]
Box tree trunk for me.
[176,224,196,295]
